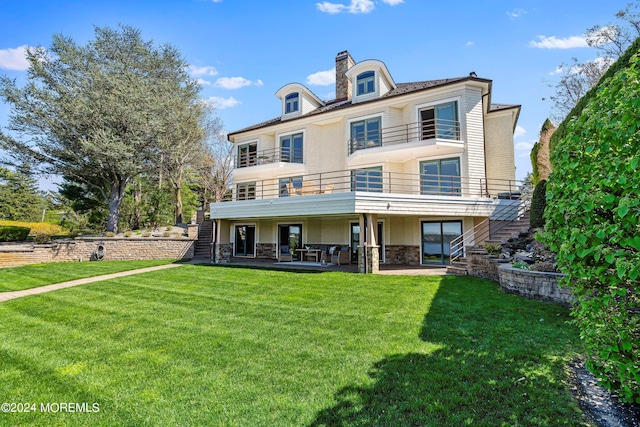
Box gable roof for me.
[228,75,498,138]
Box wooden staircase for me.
[447,207,531,276]
[193,220,214,260]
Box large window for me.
[420,101,459,140]
[356,71,375,96]
[421,221,462,265]
[285,92,299,114]
[237,142,257,168]
[279,176,303,197]
[420,158,461,196]
[236,182,256,200]
[350,116,381,153]
[351,167,383,192]
[280,133,303,163]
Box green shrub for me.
[32,232,52,244]
[104,231,115,237]
[0,226,30,242]
[542,48,640,404]
[530,180,547,229]
[483,242,502,256]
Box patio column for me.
[215,219,232,264]
[358,213,380,274]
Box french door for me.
[235,225,255,256]
[278,224,302,260]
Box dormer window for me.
[285,92,299,114]
[356,71,375,95]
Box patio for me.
[205,257,448,276]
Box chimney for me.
[335,50,355,100]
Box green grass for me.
[0,260,176,292]
[0,266,586,426]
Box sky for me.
[0,0,629,185]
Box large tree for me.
[0,25,201,233]
[0,164,44,221]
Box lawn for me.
[0,266,586,426]
[0,259,176,292]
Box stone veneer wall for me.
[0,237,195,268]
[256,243,276,259]
[385,245,421,265]
[498,264,573,306]
[215,243,232,264]
[358,246,379,274]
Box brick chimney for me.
[335,51,355,100]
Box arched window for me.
[356,71,375,95]
[285,92,299,113]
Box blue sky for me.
[0,0,625,182]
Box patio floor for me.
[192,257,448,276]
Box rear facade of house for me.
[210,51,521,272]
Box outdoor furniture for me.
[300,181,318,195]
[298,247,322,262]
[323,184,334,194]
[330,246,351,265]
[278,245,293,262]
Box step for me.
[446,266,468,275]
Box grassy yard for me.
[0,266,586,426]
[0,260,176,292]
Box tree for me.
[542,49,640,404]
[193,133,233,208]
[0,164,45,221]
[0,25,201,233]
[550,2,640,121]
[159,102,222,224]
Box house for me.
[209,51,521,273]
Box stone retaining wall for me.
[467,253,502,281]
[385,245,421,265]
[498,263,573,306]
[0,237,195,267]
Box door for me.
[279,224,302,261]
[235,225,255,256]
[351,221,384,263]
[421,221,462,264]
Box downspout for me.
[212,219,218,263]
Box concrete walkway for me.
[0,263,184,303]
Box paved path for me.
[0,263,184,303]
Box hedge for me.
[0,226,31,242]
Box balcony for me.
[218,169,521,202]
[348,118,461,155]
[235,147,303,168]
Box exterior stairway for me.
[446,210,531,276]
[193,220,214,260]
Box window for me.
[351,167,383,192]
[236,182,256,200]
[420,158,461,196]
[237,142,257,168]
[285,92,299,114]
[350,116,381,153]
[420,101,459,140]
[280,133,303,163]
[356,71,375,96]
[279,176,303,197]
[421,221,462,264]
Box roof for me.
[228,75,495,138]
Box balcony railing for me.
[348,119,461,154]
[236,147,303,168]
[217,169,522,202]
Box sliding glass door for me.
[278,224,302,261]
[421,221,462,264]
[235,225,255,256]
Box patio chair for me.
[278,245,293,262]
[323,184,334,194]
[301,181,318,195]
[330,246,351,265]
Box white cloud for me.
[316,0,375,14]
[381,0,403,5]
[465,41,474,47]
[0,45,30,71]
[507,8,526,19]
[515,141,534,150]
[306,68,336,86]
[188,65,218,76]
[207,96,241,109]
[529,35,589,49]
[214,76,263,90]
[196,78,212,86]
[549,66,564,76]
[514,125,526,138]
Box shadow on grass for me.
[309,275,583,426]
